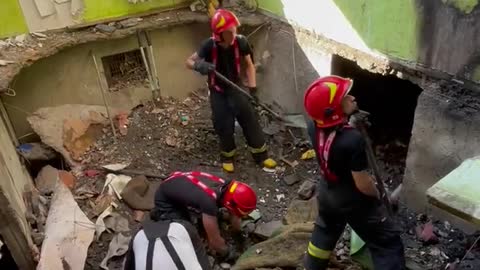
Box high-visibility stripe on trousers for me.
[210,86,267,163]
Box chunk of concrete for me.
[27,105,123,166]
[297,180,316,199]
[254,220,284,239]
[35,165,59,194]
[283,174,300,186]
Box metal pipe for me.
[91,52,117,141]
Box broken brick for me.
[415,221,438,244]
[58,170,76,190]
[84,169,101,178]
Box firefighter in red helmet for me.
[147,172,256,261]
[303,76,405,270]
[186,9,276,173]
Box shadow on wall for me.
[247,22,327,115]
[333,0,480,82]
[331,55,423,145]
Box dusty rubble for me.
[24,91,480,270]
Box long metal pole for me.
[91,52,117,142]
[213,70,283,120]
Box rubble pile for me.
[25,91,480,270]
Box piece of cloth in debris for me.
[232,223,314,270]
[100,233,131,270]
[104,173,132,199]
[96,203,118,240]
[121,175,160,211]
[233,198,318,269]
[37,182,94,270]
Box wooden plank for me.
[0,186,35,270]
[0,101,19,146]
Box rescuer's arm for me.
[350,135,380,199]
[202,213,229,254]
[186,52,200,70]
[352,171,380,198]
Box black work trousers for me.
[209,87,267,163]
[304,197,405,270]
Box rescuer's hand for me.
[193,60,215,75]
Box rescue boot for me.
[250,144,277,169]
[221,149,236,173]
[262,158,277,169]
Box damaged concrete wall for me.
[0,106,35,269]
[2,24,209,139]
[248,25,332,115]
[258,0,480,84]
[404,83,480,227]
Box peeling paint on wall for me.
[441,0,479,14]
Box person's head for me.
[210,9,240,45]
[304,75,357,128]
[221,180,257,217]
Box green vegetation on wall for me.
[82,0,190,22]
[0,0,28,38]
[258,0,418,61]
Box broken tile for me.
[248,209,262,222]
[298,180,316,200]
[254,220,283,239]
[283,174,300,186]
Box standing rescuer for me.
[186,9,276,173]
[302,76,406,270]
[125,171,257,269]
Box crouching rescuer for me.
[124,171,257,270]
[186,9,276,173]
[302,76,406,270]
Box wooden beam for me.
[0,188,35,270]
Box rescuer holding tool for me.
[123,171,257,270]
[302,76,405,270]
[186,9,276,173]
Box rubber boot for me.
[221,150,236,173]
[222,162,235,173]
[262,158,277,169]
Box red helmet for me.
[222,180,257,217]
[210,9,240,41]
[304,75,353,128]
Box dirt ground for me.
[68,89,480,270]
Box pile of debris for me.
[25,91,480,270]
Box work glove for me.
[218,244,238,263]
[193,60,215,75]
